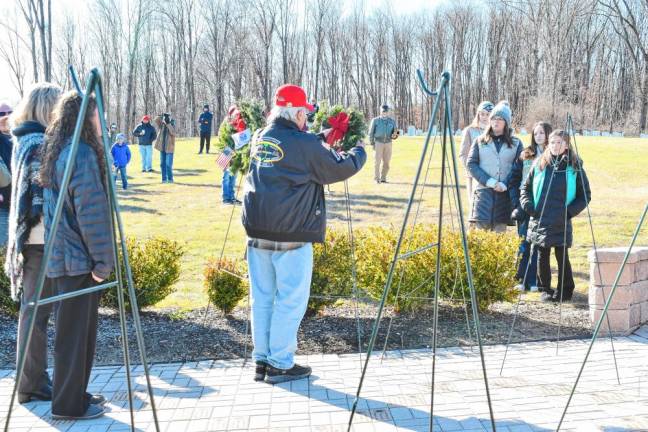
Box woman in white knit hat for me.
[466,101,523,232]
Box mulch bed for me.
[0,295,592,367]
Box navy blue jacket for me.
[242,117,366,243]
[0,133,13,209]
[43,140,114,279]
[198,111,213,134]
[132,122,157,146]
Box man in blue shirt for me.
[198,104,213,154]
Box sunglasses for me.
[0,111,12,117]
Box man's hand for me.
[92,272,104,283]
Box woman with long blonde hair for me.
[6,82,61,405]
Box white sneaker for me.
[530,285,539,292]
[514,284,525,292]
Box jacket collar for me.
[272,116,301,131]
[12,121,46,137]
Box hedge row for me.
[206,225,519,315]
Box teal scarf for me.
[532,164,576,209]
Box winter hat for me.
[489,100,511,125]
[142,115,150,122]
[116,133,126,142]
[477,101,494,113]
[381,104,390,112]
[203,104,209,110]
[0,101,12,116]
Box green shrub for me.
[310,228,360,314]
[0,248,18,315]
[102,237,184,311]
[438,228,518,311]
[356,225,518,312]
[356,225,441,312]
[204,257,248,315]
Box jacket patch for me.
[251,136,284,167]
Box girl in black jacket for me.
[520,130,591,302]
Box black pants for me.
[51,273,99,416]
[17,245,54,394]
[199,131,211,153]
[536,245,575,299]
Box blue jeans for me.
[139,145,152,171]
[113,166,128,189]
[517,218,537,288]
[247,243,313,369]
[222,169,236,201]
[160,151,174,182]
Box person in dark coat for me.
[40,91,114,420]
[509,121,552,292]
[132,115,156,172]
[520,129,591,302]
[198,104,213,154]
[0,101,14,246]
[243,84,366,384]
[5,83,62,405]
[467,101,523,232]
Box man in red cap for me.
[242,84,366,384]
[132,115,157,172]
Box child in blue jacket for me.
[111,133,131,190]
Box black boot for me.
[18,383,52,404]
[254,361,268,382]
[540,288,555,302]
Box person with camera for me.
[198,104,213,154]
[368,104,397,184]
[242,84,366,384]
[154,113,176,183]
[132,115,156,172]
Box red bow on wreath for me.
[326,112,349,146]
[229,109,248,133]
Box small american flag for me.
[216,146,235,170]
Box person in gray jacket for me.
[368,104,397,184]
[243,84,366,384]
[467,101,523,232]
[40,91,114,420]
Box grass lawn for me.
[117,135,648,310]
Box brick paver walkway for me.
[2,326,648,431]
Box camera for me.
[161,113,171,124]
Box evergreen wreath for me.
[216,100,266,176]
[311,102,367,152]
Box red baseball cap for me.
[274,84,314,111]
[142,115,150,122]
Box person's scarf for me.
[5,121,46,300]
